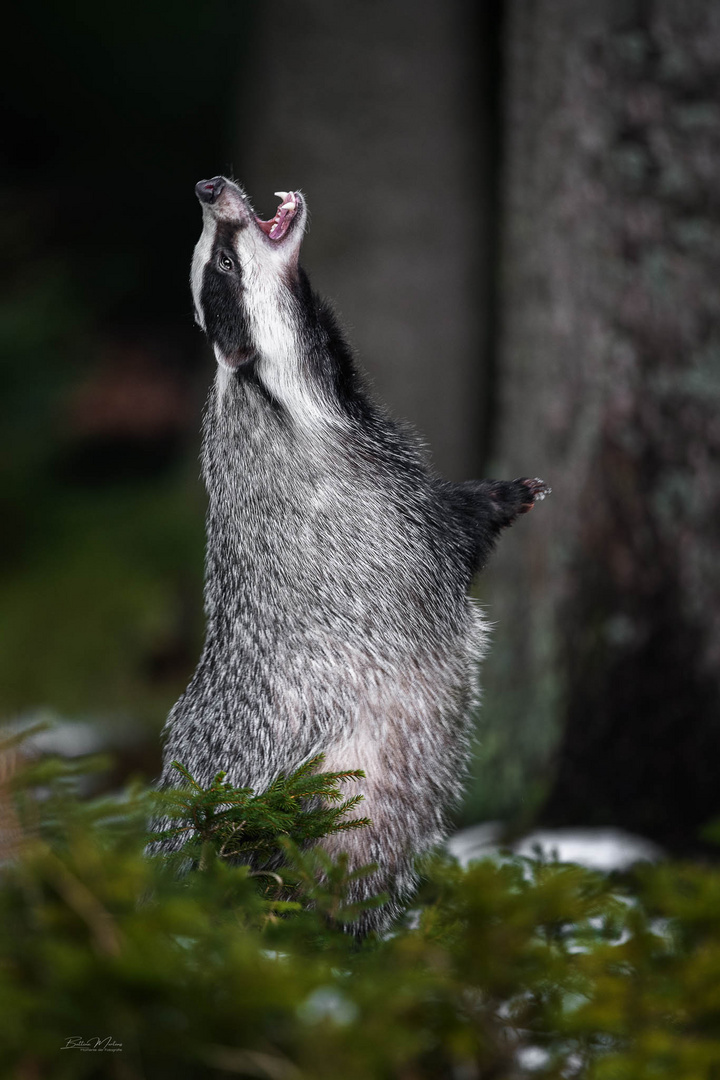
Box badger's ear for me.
[213,343,254,371]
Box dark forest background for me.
[2,0,719,854]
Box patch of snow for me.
[516,1046,550,1071]
[297,986,358,1026]
[5,712,144,757]
[448,823,663,871]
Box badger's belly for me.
[262,598,487,773]
[167,593,488,793]
[317,608,488,864]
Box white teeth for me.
[274,190,296,211]
[266,190,297,238]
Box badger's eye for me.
[218,253,235,273]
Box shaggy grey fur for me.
[153,177,548,933]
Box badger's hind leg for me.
[318,727,451,936]
[319,779,422,937]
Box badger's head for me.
[191,176,309,388]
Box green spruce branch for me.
[148,753,373,864]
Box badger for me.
[156,176,549,933]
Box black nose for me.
[195,177,226,204]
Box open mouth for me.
[255,191,300,242]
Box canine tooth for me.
[274,191,289,201]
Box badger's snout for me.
[195,177,226,205]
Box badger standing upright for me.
[157,176,549,932]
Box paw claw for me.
[517,477,551,508]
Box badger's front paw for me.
[481,477,551,529]
[516,477,552,513]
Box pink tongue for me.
[270,207,290,239]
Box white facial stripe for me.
[190,210,217,330]
[235,225,341,431]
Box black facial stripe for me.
[200,221,254,367]
[213,218,247,264]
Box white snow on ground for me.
[6,712,145,757]
[448,822,663,871]
[447,822,665,1075]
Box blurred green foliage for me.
[0,197,207,727]
[2,0,256,733]
[0,473,205,719]
[2,730,720,1079]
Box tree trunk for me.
[237,0,498,479]
[477,0,720,850]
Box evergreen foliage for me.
[2,727,720,1078]
[149,755,372,866]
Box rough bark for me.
[480,0,720,849]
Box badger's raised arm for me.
[440,477,551,575]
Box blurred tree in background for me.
[2,0,720,853]
[478,0,720,852]
[1,1,254,774]
[242,0,502,480]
